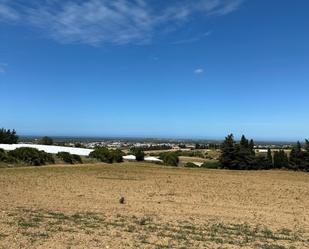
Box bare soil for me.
[0,162,308,248]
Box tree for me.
[219,134,258,170]
[249,139,255,155]
[240,135,249,149]
[304,140,309,171]
[267,148,273,169]
[131,148,144,161]
[0,128,19,144]
[235,135,257,170]
[289,141,304,170]
[219,134,236,169]
[273,150,289,169]
[305,139,309,153]
[40,136,53,145]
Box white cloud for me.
[0,3,19,21]
[171,31,212,45]
[194,68,204,74]
[0,0,244,45]
[0,63,7,74]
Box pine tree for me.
[219,134,236,169]
[249,139,255,155]
[282,150,289,168]
[273,150,288,169]
[303,139,309,172]
[0,128,19,144]
[305,139,309,152]
[240,135,249,149]
[267,148,273,169]
[289,141,303,170]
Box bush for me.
[111,149,124,163]
[201,161,220,169]
[57,152,82,164]
[0,149,8,161]
[8,147,54,166]
[160,152,179,166]
[0,149,17,164]
[72,154,83,164]
[89,148,124,163]
[184,162,199,168]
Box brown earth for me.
[0,162,308,248]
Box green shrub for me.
[89,148,124,163]
[57,152,73,164]
[57,152,82,164]
[89,147,113,163]
[8,147,54,166]
[111,149,124,163]
[184,162,199,168]
[0,149,17,164]
[72,154,83,164]
[160,152,179,166]
[201,161,220,169]
[0,149,7,161]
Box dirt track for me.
[0,163,308,248]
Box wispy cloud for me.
[0,63,8,74]
[0,0,244,46]
[0,3,19,21]
[194,68,204,74]
[171,31,212,45]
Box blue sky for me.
[1,0,309,141]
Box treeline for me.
[0,128,18,144]
[220,134,309,171]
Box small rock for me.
[119,197,125,204]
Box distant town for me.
[18,136,297,152]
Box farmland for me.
[0,162,308,248]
